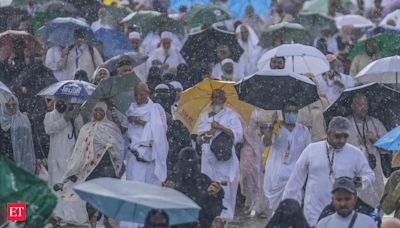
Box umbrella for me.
[43,1,79,15]
[259,22,312,48]
[382,0,400,17]
[180,25,243,65]
[37,80,96,104]
[235,70,319,110]
[10,0,47,7]
[323,82,400,131]
[183,5,233,28]
[81,72,141,117]
[335,15,374,29]
[355,56,400,86]
[176,78,252,134]
[0,156,57,227]
[38,17,96,47]
[103,5,133,28]
[0,30,42,62]
[73,177,200,225]
[94,28,132,60]
[27,11,66,36]
[366,25,400,38]
[349,34,400,60]
[63,0,103,23]
[100,52,148,74]
[380,9,400,27]
[0,80,12,103]
[257,43,330,75]
[294,12,337,40]
[375,125,400,151]
[120,10,162,25]
[169,0,209,12]
[301,0,328,15]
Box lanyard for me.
[75,47,82,69]
[352,116,370,154]
[326,143,335,176]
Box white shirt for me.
[316,212,377,228]
[282,141,375,226]
[316,73,354,104]
[45,46,65,81]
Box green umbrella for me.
[302,0,328,16]
[294,12,337,40]
[259,22,312,48]
[103,5,133,28]
[28,11,65,36]
[0,155,57,227]
[183,5,233,28]
[10,0,47,7]
[120,10,162,25]
[349,34,400,60]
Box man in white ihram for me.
[282,116,375,226]
[196,89,243,224]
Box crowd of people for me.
[3,0,400,228]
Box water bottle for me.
[369,204,381,225]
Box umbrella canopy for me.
[120,10,162,25]
[180,25,243,65]
[375,125,400,151]
[335,15,374,29]
[355,56,400,84]
[301,0,328,16]
[235,70,319,110]
[43,1,79,15]
[37,80,96,104]
[38,17,96,47]
[176,78,252,134]
[94,28,132,60]
[382,0,400,17]
[0,80,12,103]
[294,12,337,40]
[183,5,233,28]
[63,0,103,23]
[323,82,400,130]
[380,9,400,27]
[27,11,66,36]
[366,25,400,38]
[0,30,42,62]
[10,0,47,7]
[81,72,141,117]
[259,22,312,48]
[257,43,329,75]
[100,52,148,74]
[349,34,400,60]
[103,5,133,28]
[0,156,57,227]
[73,177,200,225]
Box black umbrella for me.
[62,0,103,23]
[323,82,400,130]
[44,1,79,15]
[100,52,148,75]
[180,25,243,65]
[235,70,319,110]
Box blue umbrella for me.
[37,80,96,104]
[375,125,400,151]
[38,17,96,47]
[73,177,201,225]
[228,0,271,19]
[94,28,132,60]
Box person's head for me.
[160,31,173,51]
[239,25,250,42]
[5,96,18,115]
[266,198,310,227]
[13,37,26,54]
[316,38,328,55]
[147,66,163,92]
[331,177,357,217]
[92,102,107,121]
[177,147,200,180]
[270,56,285,69]
[179,5,188,13]
[211,89,226,113]
[374,0,382,7]
[144,209,169,228]
[245,5,255,17]
[154,84,171,104]
[28,0,37,6]
[74,29,86,47]
[321,27,333,39]
[116,59,133,75]
[162,73,175,82]
[282,100,299,125]
[94,67,110,84]
[135,82,150,105]
[98,8,107,20]
[327,116,351,149]
[128,32,141,50]
[351,93,368,119]
[357,0,365,10]
[55,99,68,114]
[176,63,189,77]
[381,218,400,228]
[169,81,183,101]
[221,58,234,76]
[365,39,377,56]
[216,45,231,61]
[74,70,89,82]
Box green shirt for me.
[381,170,400,219]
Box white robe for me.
[211,61,245,82]
[236,25,262,77]
[44,110,84,188]
[282,141,375,226]
[146,47,185,74]
[45,46,65,81]
[197,107,243,220]
[141,32,183,54]
[298,99,329,142]
[346,116,387,208]
[316,73,354,104]
[263,122,311,210]
[316,212,377,228]
[123,100,168,185]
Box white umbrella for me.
[257,43,329,75]
[37,80,96,104]
[335,15,374,29]
[0,80,12,103]
[355,56,400,87]
[380,9,400,27]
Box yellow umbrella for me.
[102,0,121,6]
[176,79,253,134]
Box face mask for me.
[55,103,67,113]
[284,112,298,124]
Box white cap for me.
[169,81,183,90]
[155,84,170,90]
[221,58,234,66]
[129,31,141,40]
[161,31,173,41]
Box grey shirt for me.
[315,212,377,228]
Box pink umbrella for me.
[0,30,42,62]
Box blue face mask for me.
[284,112,298,124]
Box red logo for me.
[7,203,26,221]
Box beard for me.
[337,209,352,217]
[162,46,171,56]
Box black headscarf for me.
[266,199,310,228]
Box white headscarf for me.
[235,24,262,76]
[129,31,141,40]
